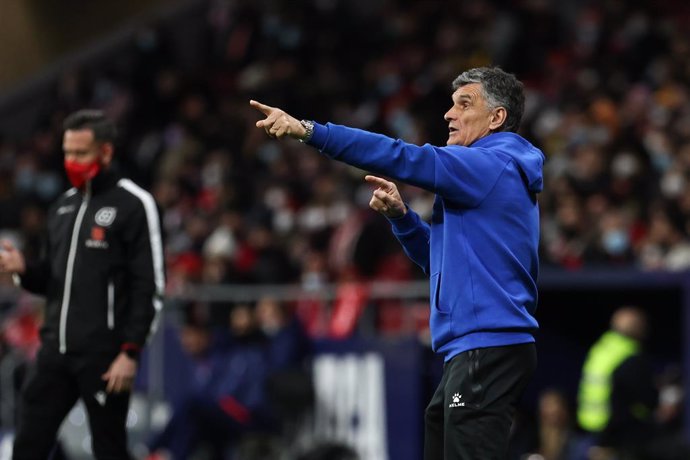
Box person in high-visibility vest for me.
[577,306,657,457]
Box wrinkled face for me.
[63,129,112,166]
[444,83,498,146]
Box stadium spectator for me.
[649,365,690,460]
[256,295,310,372]
[515,388,590,460]
[256,295,314,452]
[147,303,269,460]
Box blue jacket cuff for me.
[307,122,329,150]
[387,207,418,234]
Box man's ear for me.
[489,107,507,131]
[100,142,115,167]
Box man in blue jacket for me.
[250,66,543,460]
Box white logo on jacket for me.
[449,393,465,408]
[95,207,117,226]
[94,391,107,406]
[57,205,76,215]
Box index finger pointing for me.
[249,99,274,116]
[364,175,393,190]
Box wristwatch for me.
[299,120,314,143]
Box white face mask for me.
[602,230,629,255]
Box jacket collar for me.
[76,165,121,195]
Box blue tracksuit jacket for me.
[308,123,544,361]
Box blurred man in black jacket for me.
[0,110,164,459]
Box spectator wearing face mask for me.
[583,208,636,265]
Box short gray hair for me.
[452,67,525,133]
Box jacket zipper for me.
[59,185,91,353]
[107,280,115,330]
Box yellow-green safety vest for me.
[577,330,639,432]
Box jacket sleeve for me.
[387,207,431,274]
[310,123,509,207]
[121,194,165,350]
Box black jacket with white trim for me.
[20,168,165,354]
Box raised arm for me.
[249,100,510,207]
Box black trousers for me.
[424,343,536,460]
[13,347,131,460]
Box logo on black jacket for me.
[449,393,465,408]
[95,207,117,227]
[57,205,76,215]
[86,226,109,249]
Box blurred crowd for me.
[1,0,690,457]
[145,296,313,459]
[2,0,690,299]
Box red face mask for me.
[64,159,101,189]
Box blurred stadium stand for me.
[2,0,690,458]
